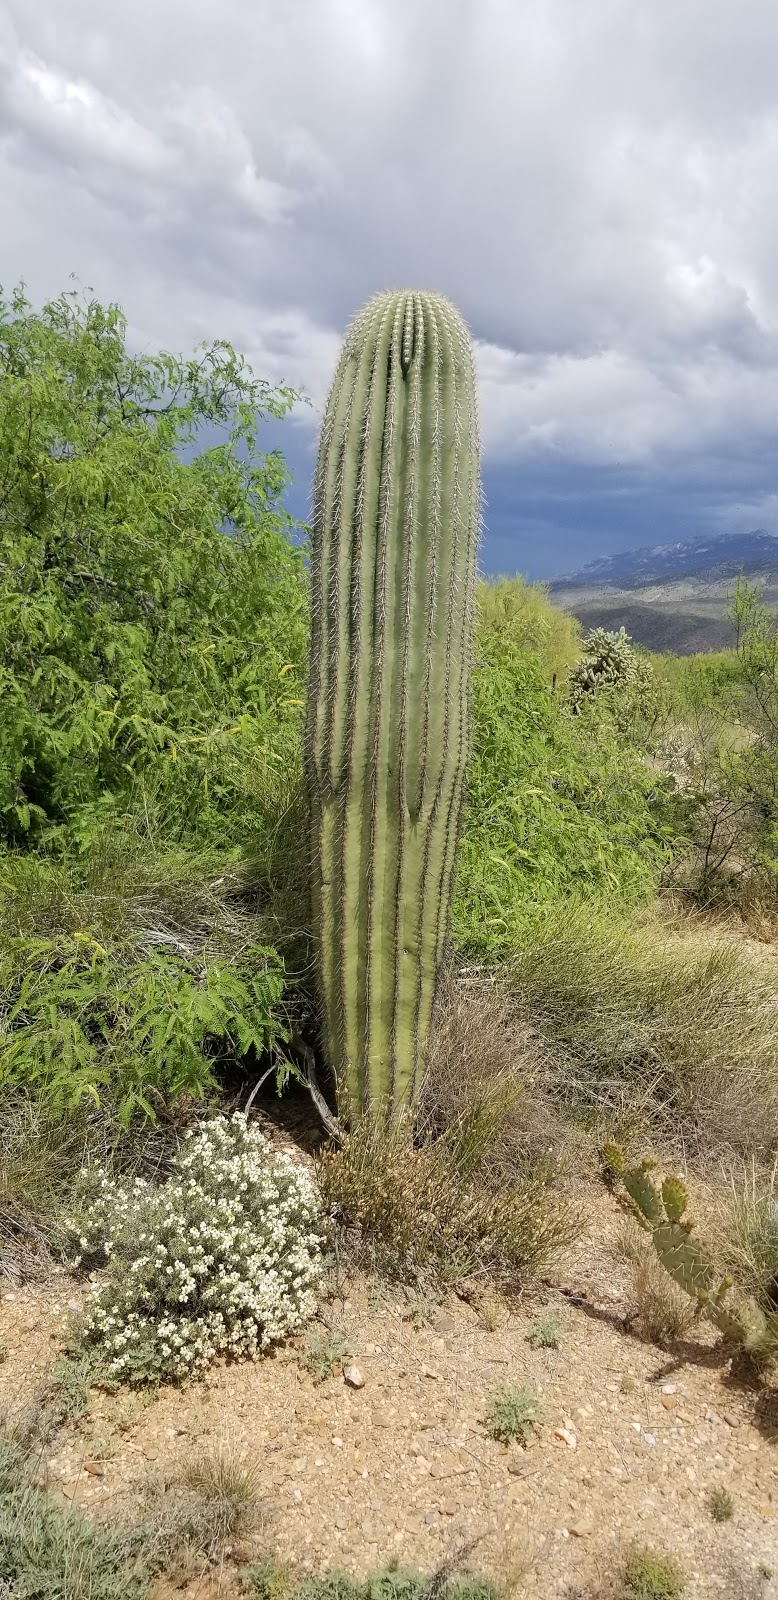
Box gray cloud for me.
[3,0,778,561]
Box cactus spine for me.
[305,290,481,1119]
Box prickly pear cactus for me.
[305,290,481,1119]
[603,1147,778,1368]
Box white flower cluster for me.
[65,1113,324,1383]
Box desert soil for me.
[2,1177,777,1600]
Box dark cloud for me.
[3,0,778,573]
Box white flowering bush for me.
[65,1113,324,1384]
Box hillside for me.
[549,531,778,653]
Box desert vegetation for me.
[2,283,778,1594]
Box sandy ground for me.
[2,1188,777,1600]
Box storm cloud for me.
[2,0,778,574]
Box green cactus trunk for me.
[305,289,481,1120]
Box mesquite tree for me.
[305,289,481,1119]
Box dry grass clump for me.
[612,1218,696,1347]
[509,906,778,1156]
[319,970,582,1287]
[319,980,582,1288]
[136,1438,265,1582]
[708,1159,778,1313]
[319,1111,578,1286]
[622,1545,686,1599]
[420,970,575,1171]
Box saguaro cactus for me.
[305,289,481,1119]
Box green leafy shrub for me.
[0,285,311,1120]
[68,1112,323,1383]
[477,574,582,681]
[622,1546,685,1599]
[484,1382,542,1445]
[0,284,308,848]
[1,928,285,1121]
[453,628,674,955]
[0,831,292,1121]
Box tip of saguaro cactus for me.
[305,288,481,1120]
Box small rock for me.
[67,1300,80,1312]
[569,1520,593,1537]
[660,1394,677,1412]
[423,1367,440,1380]
[442,1499,458,1516]
[424,1511,439,1526]
[661,1383,676,1395]
[723,1411,739,1428]
[434,1314,457,1335]
[343,1363,365,1389]
[416,1456,432,1473]
[83,1461,104,1477]
[555,1427,577,1449]
[643,1433,657,1448]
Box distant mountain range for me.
[548,531,778,654]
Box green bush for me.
[0,925,285,1121]
[0,826,292,1120]
[0,284,308,848]
[452,627,675,955]
[477,574,582,681]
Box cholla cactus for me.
[569,626,638,708]
[305,290,481,1120]
[606,1148,778,1366]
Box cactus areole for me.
[305,290,481,1119]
